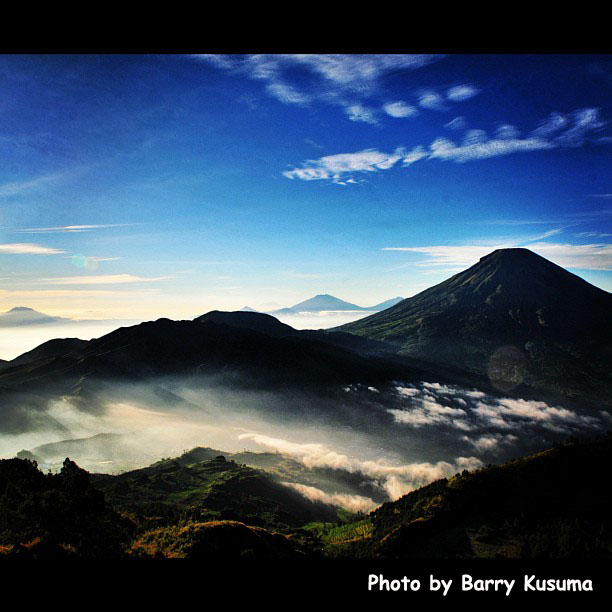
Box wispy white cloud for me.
[192,54,443,123]
[418,84,479,111]
[531,111,569,137]
[0,289,130,297]
[383,101,419,118]
[68,256,120,263]
[381,241,612,271]
[345,104,377,124]
[576,231,612,238]
[519,242,612,270]
[281,54,439,88]
[429,134,553,162]
[284,108,606,182]
[445,116,467,130]
[526,228,563,241]
[418,90,446,110]
[550,108,605,146]
[495,124,520,139]
[531,108,606,146]
[0,243,65,255]
[37,274,173,285]
[285,272,336,279]
[14,224,133,234]
[283,148,408,184]
[401,146,429,166]
[0,172,64,197]
[265,82,310,105]
[447,84,480,101]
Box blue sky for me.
[0,53,611,321]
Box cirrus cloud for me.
[447,84,480,101]
[191,54,443,125]
[0,243,65,255]
[382,242,612,271]
[37,274,173,285]
[283,107,606,183]
[383,101,419,118]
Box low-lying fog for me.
[1,375,609,514]
[0,320,142,361]
[271,310,373,330]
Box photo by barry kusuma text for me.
[367,574,594,595]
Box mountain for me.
[323,435,612,559]
[0,313,418,436]
[0,306,66,327]
[266,294,406,314]
[366,296,404,311]
[193,310,394,355]
[239,306,259,312]
[29,432,121,461]
[272,294,363,313]
[195,310,296,338]
[338,248,612,402]
[5,338,89,369]
[93,452,340,530]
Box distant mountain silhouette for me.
[267,293,403,314]
[30,432,121,460]
[239,306,259,312]
[338,248,612,400]
[0,306,66,327]
[366,296,404,311]
[272,294,363,313]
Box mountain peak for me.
[338,248,611,397]
[0,306,62,327]
[481,247,546,262]
[286,294,362,312]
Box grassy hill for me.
[92,453,340,531]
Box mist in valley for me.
[1,371,608,514]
